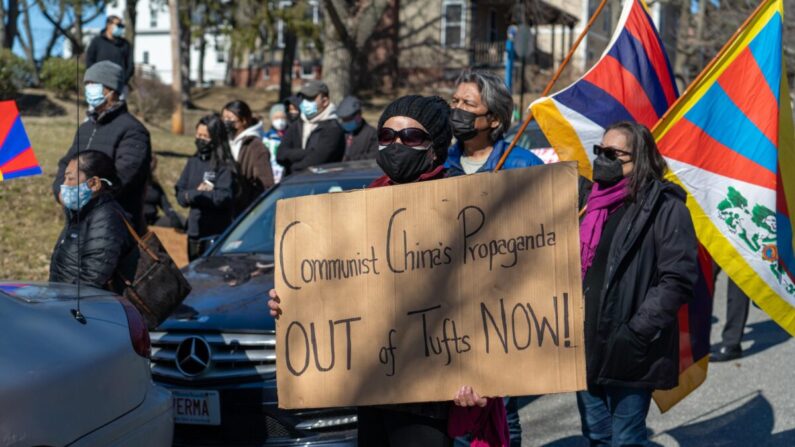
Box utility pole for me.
[169,0,184,135]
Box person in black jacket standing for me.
[52,61,151,234]
[176,114,236,260]
[337,95,378,161]
[577,121,698,446]
[85,16,134,89]
[50,151,136,293]
[276,80,345,175]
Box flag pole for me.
[651,0,772,134]
[494,0,610,172]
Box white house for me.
[107,0,229,85]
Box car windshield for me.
[214,179,372,257]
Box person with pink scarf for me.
[577,121,698,446]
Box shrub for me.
[40,58,85,98]
[0,50,34,99]
[128,76,177,123]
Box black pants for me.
[357,407,452,446]
[722,279,750,348]
[188,237,209,261]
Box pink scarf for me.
[580,178,629,279]
[448,398,509,447]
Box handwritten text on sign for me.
[275,162,585,409]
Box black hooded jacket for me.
[86,34,134,84]
[49,193,137,292]
[581,179,698,390]
[52,102,152,234]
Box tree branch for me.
[321,0,356,53]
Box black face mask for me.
[195,139,213,160]
[592,153,625,185]
[288,112,301,122]
[450,108,488,142]
[376,143,434,184]
[223,120,237,136]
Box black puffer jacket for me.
[49,193,137,292]
[52,102,152,234]
[583,179,698,390]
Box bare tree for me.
[320,0,391,103]
[35,0,108,56]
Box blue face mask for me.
[85,83,107,109]
[60,182,94,211]
[112,24,125,38]
[300,99,319,120]
[341,119,360,133]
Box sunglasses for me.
[378,127,431,148]
[593,144,633,162]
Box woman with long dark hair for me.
[175,114,236,260]
[222,100,274,215]
[577,121,698,445]
[50,150,137,291]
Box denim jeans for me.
[576,385,652,446]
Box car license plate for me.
[172,389,221,425]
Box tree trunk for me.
[0,0,6,50]
[74,1,84,57]
[4,0,19,50]
[320,2,352,104]
[124,0,138,56]
[169,0,183,134]
[279,30,297,101]
[19,0,38,83]
[198,37,206,86]
[178,0,192,107]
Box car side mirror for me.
[197,235,219,257]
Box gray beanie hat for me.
[84,61,124,92]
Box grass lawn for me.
[1,92,194,281]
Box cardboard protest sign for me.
[149,226,189,268]
[275,161,585,409]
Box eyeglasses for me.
[593,144,633,162]
[378,127,431,148]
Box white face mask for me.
[272,118,287,131]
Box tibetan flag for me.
[654,0,795,335]
[529,0,677,179]
[0,100,41,181]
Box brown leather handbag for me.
[116,215,192,330]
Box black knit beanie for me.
[378,95,452,164]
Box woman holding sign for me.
[577,121,698,446]
[269,95,509,447]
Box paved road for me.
[519,272,795,446]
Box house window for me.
[143,51,149,65]
[442,1,466,48]
[278,0,320,48]
[602,3,612,34]
[300,62,315,79]
[150,7,158,28]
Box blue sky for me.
[12,1,106,60]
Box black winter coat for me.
[342,120,378,161]
[49,193,137,292]
[175,156,235,238]
[582,179,698,390]
[86,35,134,84]
[276,119,345,175]
[52,102,152,234]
